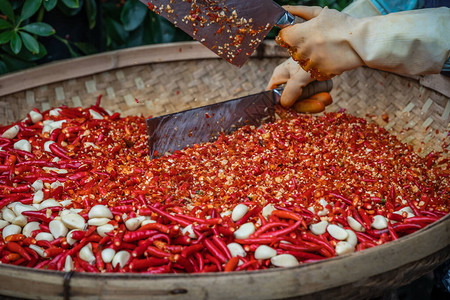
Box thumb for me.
[280,71,315,107]
[283,5,323,20]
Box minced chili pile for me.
[0,103,448,273]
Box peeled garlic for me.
[12,215,28,227]
[233,222,255,239]
[101,248,116,264]
[371,215,388,230]
[31,180,44,191]
[254,245,277,260]
[97,224,114,237]
[2,207,16,223]
[2,224,21,239]
[345,229,358,247]
[88,217,111,227]
[310,220,329,235]
[327,224,348,240]
[270,254,299,268]
[29,244,45,258]
[65,255,75,272]
[335,241,355,256]
[13,203,37,216]
[29,110,43,123]
[262,204,276,219]
[61,213,86,230]
[14,139,32,152]
[44,141,55,152]
[35,232,54,242]
[33,190,45,204]
[49,219,68,238]
[2,125,19,139]
[23,222,41,237]
[181,224,197,239]
[227,242,246,258]
[112,250,130,268]
[125,217,142,231]
[347,216,365,232]
[79,243,95,264]
[0,220,9,229]
[88,205,113,219]
[231,204,249,222]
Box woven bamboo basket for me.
[0,41,449,300]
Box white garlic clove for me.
[23,222,41,237]
[29,244,45,258]
[347,216,365,232]
[262,204,276,219]
[233,222,255,239]
[12,215,28,227]
[35,232,55,242]
[88,217,111,227]
[270,254,299,268]
[13,203,37,216]
[101,248,116,264]
[231,204,249,222]
[345,229,358,247]
[61,213,86,230]
[66,229,83,245]
[181,224,197,239]
[44,141,55,152]
[2,207,16,223]
[2,125,19,139]
[29,110,43,123]
[39,199,62,210]
[49,219,68,238]
[88,205,113,219]
[254,245,277,260]
[31,180,44,191]
[79,243,95,264]
[97,224,114,237]
[310,220,329,235]
[226,242,247,258]
[112,250,131,268]
[0,220,9,229]
[371,215,388,230]
[64,255,75,272]
[335,241,355,256]
[2,224,21,240]
[14,139,32,152]
[327,224,349,240]
[33,190,45,204]
[125,217,142,231]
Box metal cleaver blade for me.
[146,80,333,159]
[140,0,293,66]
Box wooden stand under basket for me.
[0,41,448,300]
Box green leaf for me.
[85,0,97,29]
[0,52,36,71]
[43,0,58,11]
[0,60,8,75]
[10,32,22,54]
[58,0,82,16]
[104,17,129,45]
[120,0,147,31]
[21,0,43,21]
[0,19,12,30]
[22,22,55,36]
[61,0,79,9]
[20,31,40,54]
[73,41,96,55]
[0,0,15,22]
[0,30,15,44]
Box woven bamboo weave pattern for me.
[0,57,448,157]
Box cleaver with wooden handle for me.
[140,0,294,66]
[146,80,333,159]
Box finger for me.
[283,5,323,20]
[266,64,291,90]
[280,78,304,108]
[267,77,288,90]
[280,71,314,107]
[294,99,325,113]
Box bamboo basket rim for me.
[1,214,448,280]
[0,41,448,300]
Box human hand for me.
[267,58,332,113]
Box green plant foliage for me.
[0,0,351,74]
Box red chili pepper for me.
[6,242,32,261]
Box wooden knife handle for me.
[273,79,333,103]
